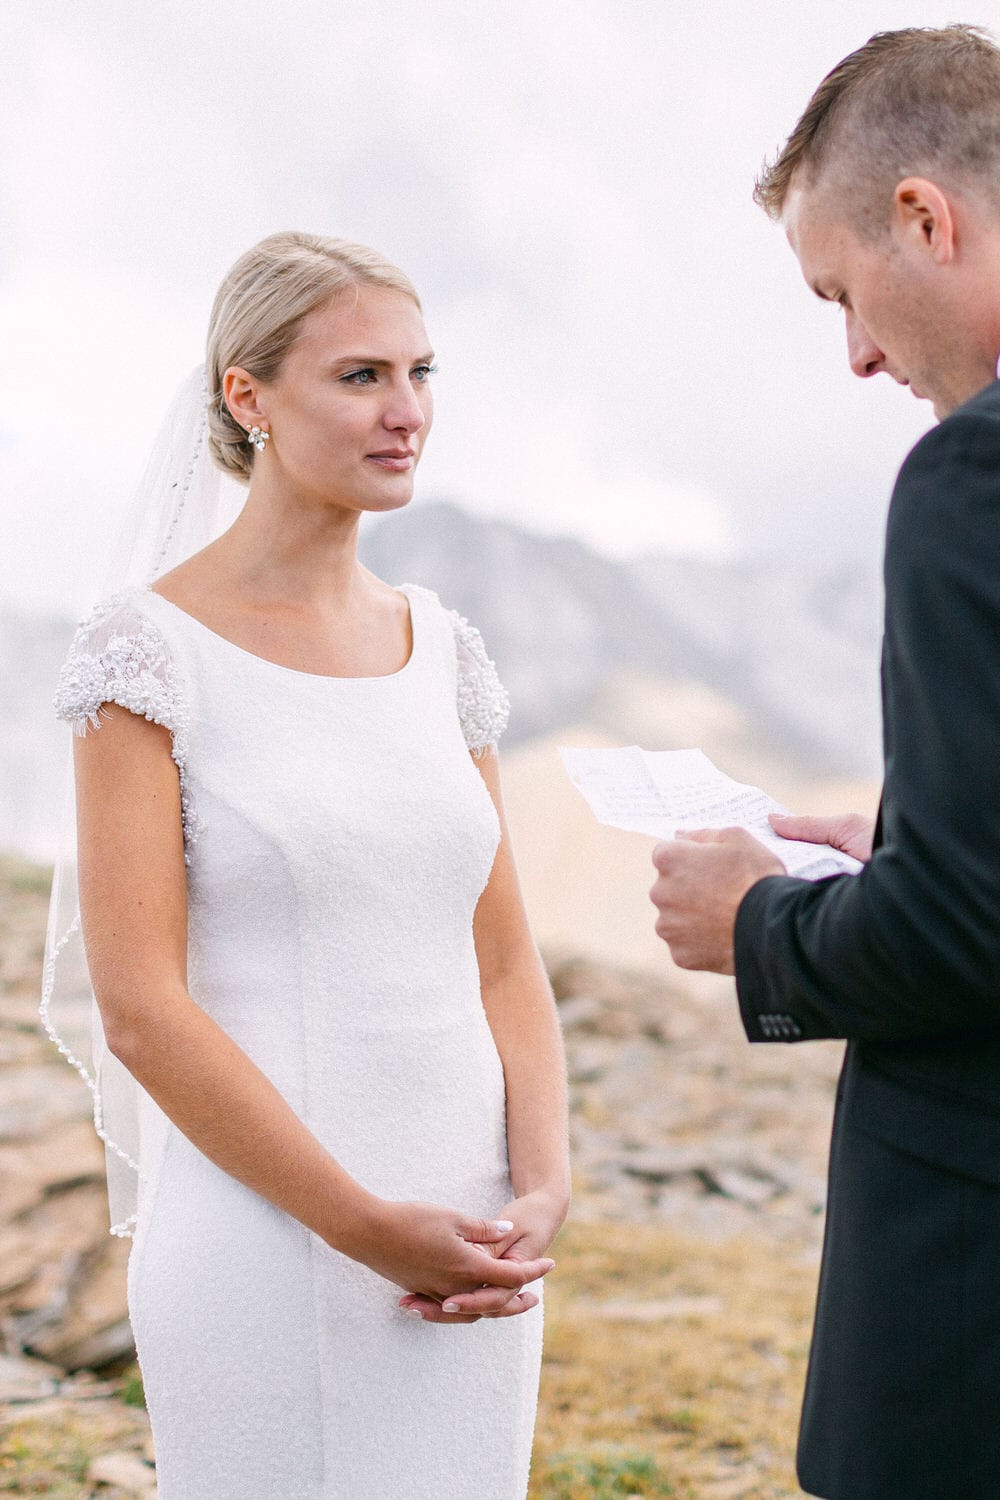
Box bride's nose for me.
[381,380,426,434]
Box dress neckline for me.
[141,583,419,684]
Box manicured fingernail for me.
[442,1301,460,1313]
[404,1308,423,1319]
[494,1220,514,1232]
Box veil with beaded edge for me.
[40,366,247,1235]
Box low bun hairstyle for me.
[205,231,422,481]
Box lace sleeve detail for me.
[448,610,510,756]
[54,593,197,855]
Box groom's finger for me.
[769,813,828,843]
[675,826,753,845]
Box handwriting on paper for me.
[559,746,863,881]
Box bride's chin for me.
[361,488,415,515]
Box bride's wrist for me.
[318,1177,388,1259]
[509,1184,570,1238]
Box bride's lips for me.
[367,449,415,471]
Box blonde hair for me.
[206,231,421,480]
[754,25,1000,235]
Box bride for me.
[48,231,570,1498]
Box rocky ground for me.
[0,855,842,1497]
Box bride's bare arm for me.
[472,750,570,1218]
[75,707,553,1302]
[401,748,570,1323]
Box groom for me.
[649,25,1000,1500]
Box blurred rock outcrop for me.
[0,859,133,1379]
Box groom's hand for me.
[650,828,784,973]
[769,810,875,863]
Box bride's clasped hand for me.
[396,1190,565,1322]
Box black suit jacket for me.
[734,377,1000,1184]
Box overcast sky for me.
[2,0,989,616]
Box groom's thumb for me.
[769,812,824,844]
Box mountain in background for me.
[2,500,883,860]
[360,500,882,773]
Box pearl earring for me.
[247,425,270,454]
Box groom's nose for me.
[846,308,887,379]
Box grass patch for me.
[0,1386,150,1497]
[0,1413,108,1496]
[119,1366,146,1409]
[534,1449,675,1497]
[530,1219,817,1498]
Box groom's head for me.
[757,25,1000,419]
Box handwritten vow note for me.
[559,746,863,882]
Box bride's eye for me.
[342,368,377,385]
[412,363,439,383]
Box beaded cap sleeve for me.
[449,608,510,754]
[397,583,510,753]
[53,592,196,855]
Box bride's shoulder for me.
[55,588,182,736]
[405,586,511,755]
[73,586,158,635]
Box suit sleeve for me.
[735,411,1000,1043]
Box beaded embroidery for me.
[450,610,510,755]
[54,592,199,858]
[400,584,509,753]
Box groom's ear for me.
[892,177,957,265]
[223,366,268,431]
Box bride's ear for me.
[223,366,267,433]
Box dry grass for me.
[530,1219,817,1499]
[0,1401,149,1497]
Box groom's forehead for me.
[783,187,809,259]
[783,184,838,253]
[783,185,864,283]
[783,187,834,276]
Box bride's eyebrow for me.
[332,351,436,368]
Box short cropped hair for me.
[754,25,1000,233]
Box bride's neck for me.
[214,479,366,606]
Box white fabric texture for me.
[54,581,537,1500]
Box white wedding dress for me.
[54,581,543,1499]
